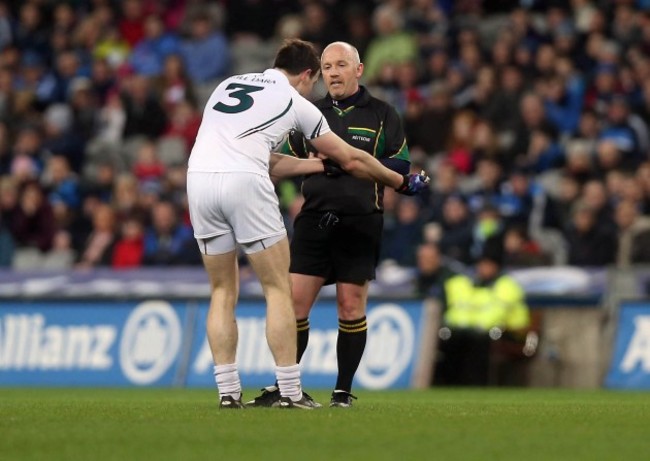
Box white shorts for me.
[187,171,286,252]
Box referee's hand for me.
[396,171,430,196]
[323,159,344,177]
[311,152,344,177]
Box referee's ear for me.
[356,62,364,80]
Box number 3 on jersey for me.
[213,83,264,114]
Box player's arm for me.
[269,152,324,179]
[311,131,424,192]
[269,128,342,180]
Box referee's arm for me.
[379,105,411,175]
[279,130,309,159]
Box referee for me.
[248,42,413,408]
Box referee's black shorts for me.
[289,211,383,285]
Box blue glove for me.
[395,171,430,195]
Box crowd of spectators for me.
[1,0,650,274]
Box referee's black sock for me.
[296,318,310,363]
[335,316,367,393]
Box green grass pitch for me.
[2,388,649,461]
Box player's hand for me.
[396,170,430,195]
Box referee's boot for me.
[329,390,357,408]
[219,395,245,409]
[245,385,281,407]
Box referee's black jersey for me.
[281,86,410,215]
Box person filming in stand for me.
[187,39,429,409]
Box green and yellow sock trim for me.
[338,317,368,334]
[296,318,310,332]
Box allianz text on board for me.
[0,300,426,388]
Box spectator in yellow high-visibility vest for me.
[434,240,531,386]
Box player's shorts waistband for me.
[187,170,269,177]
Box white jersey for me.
[188,68,331,175]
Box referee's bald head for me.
[322,42,361,66]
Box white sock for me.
[276,364,302,402]
[214,364,241,400]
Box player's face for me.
[321,45,363,100]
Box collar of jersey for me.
[317,85,371,111]
[264,68,290,85]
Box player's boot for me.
[219,395,245,409]
[245,386,281,407]
[277,393,322,409]
[329,390,357,408]
[299,391,322,408]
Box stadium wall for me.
[0,266,626,389]
[0,295,611,389]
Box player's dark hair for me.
[273,39,320,76]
